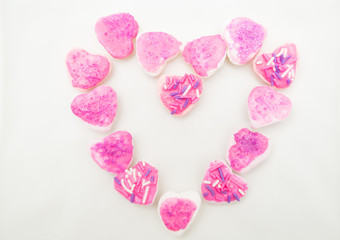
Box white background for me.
[0,0,339,239]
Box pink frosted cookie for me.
[71,85,117,131]
[158,74,203,116]
[201,160,247,204]
[253,43,298,89]
[248,86,292,128]
[91,131,133,174]
[114,161,158,205]
[223,17,266,65]
[66,49,110,90]
[136,32,181,76]
[95,13,139,59]
[158,191,201,236]
[182,35,227,77]
[227,128,270,173]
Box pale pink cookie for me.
[71,85,117,131]
[158,191,201,236]
[201,160,247,204]
[227,128,270,173]
[66,49,110,90]
[182,35,227,78]
[114,161,158,205]
[136,32,181,76]
[253,43,298,89]
[158,74,203,116]
[248,86,292,128]
[223,17,266,65]
[95,13,139,59]
[90,131,133,174]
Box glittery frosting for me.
[136,32,181,76]
[66,49,110,90]
[114,161,158,205]
[158,74,203,116]
[223,17,266,65]
[248,86,292,128]
[71,85,117,129]
[253,43,298,89]
[182,35,227,77]
[201,160,247,203]
[91,131,133,174]
[95,13,139,59]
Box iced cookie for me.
[158,191,201,236]
[71,85,117,131]
[253,43,298,88]
[201,160,247,204]
[91,131,133,174]
[95,13,139,59]
[136,32,181,76]
[223,17,266,65]
[158,74,203,116]
[248,86,292,128]
[66,49,110,90]
[182,35,227,77]
[114,161,158,205]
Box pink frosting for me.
[182,35,227,77]
[253,43,298,89]
[201,160,247,203]
[66,49,110,90]
[136,32,181,75]
[114,161,158,205]
[95,13,139,59]
[223,17,266,64]
[91,131,133,174]
[248,86,292,128]
[71,85,117,128]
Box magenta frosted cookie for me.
[66,49,110,90]
[91,131,133,174]
[182,35,227,77]
[158,74,203,116]
[227,128,270,173]
[253,43,298,88]
[223,17,266,65]
[201,160,247,204]
[136,32,181,76]
[71,85,117,131]
[248,86,292,128]
[114,161,158,205]
[95,13,139,59]
[158,191,201,236]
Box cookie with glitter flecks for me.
[248,86,292,128]
[158,74,203,116]
[201,160,247,204]
[253,43,298,89]
[66,49,110,90]
[114,161,158,205]
[223,17,266,65]
[71,85,117,131]
[95,13,139,59]
[182,35,227,77]
[227,128,270,173]
[136,32,181,76]
[158,191,201,236]
[91,131,133,173]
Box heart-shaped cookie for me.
[158,191,201,236]
[114,161,158,205]
[136,32,181,76]
[71,85,117,131]
[95,13,139,59]
[248,86,292,128]
[158,74,203,116]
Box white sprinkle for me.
[218,184,222,188]
[142,186,149,204]
[132,169,137,182]
[276,48,284,57]
[121,179,132,194]
[164,85,167,90]
[127,179,132,188]
[203,180,211,184]
[288,71,292,79]
[283,48,287,57]
[291,69,295,78]
[196,89,200,98]
[273,66,277,72]
[130,184,135,192]
[238,189,245,196]
[266,57,275,66]
[125,175,129,178]
[137,171,142,178]
[212,180,219,187]
[182,84,191,96]
[142,181,151,187]
[256,60,263,65]
[281,65,293,78]
[125,169,131,175]
[142,161,145,167]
